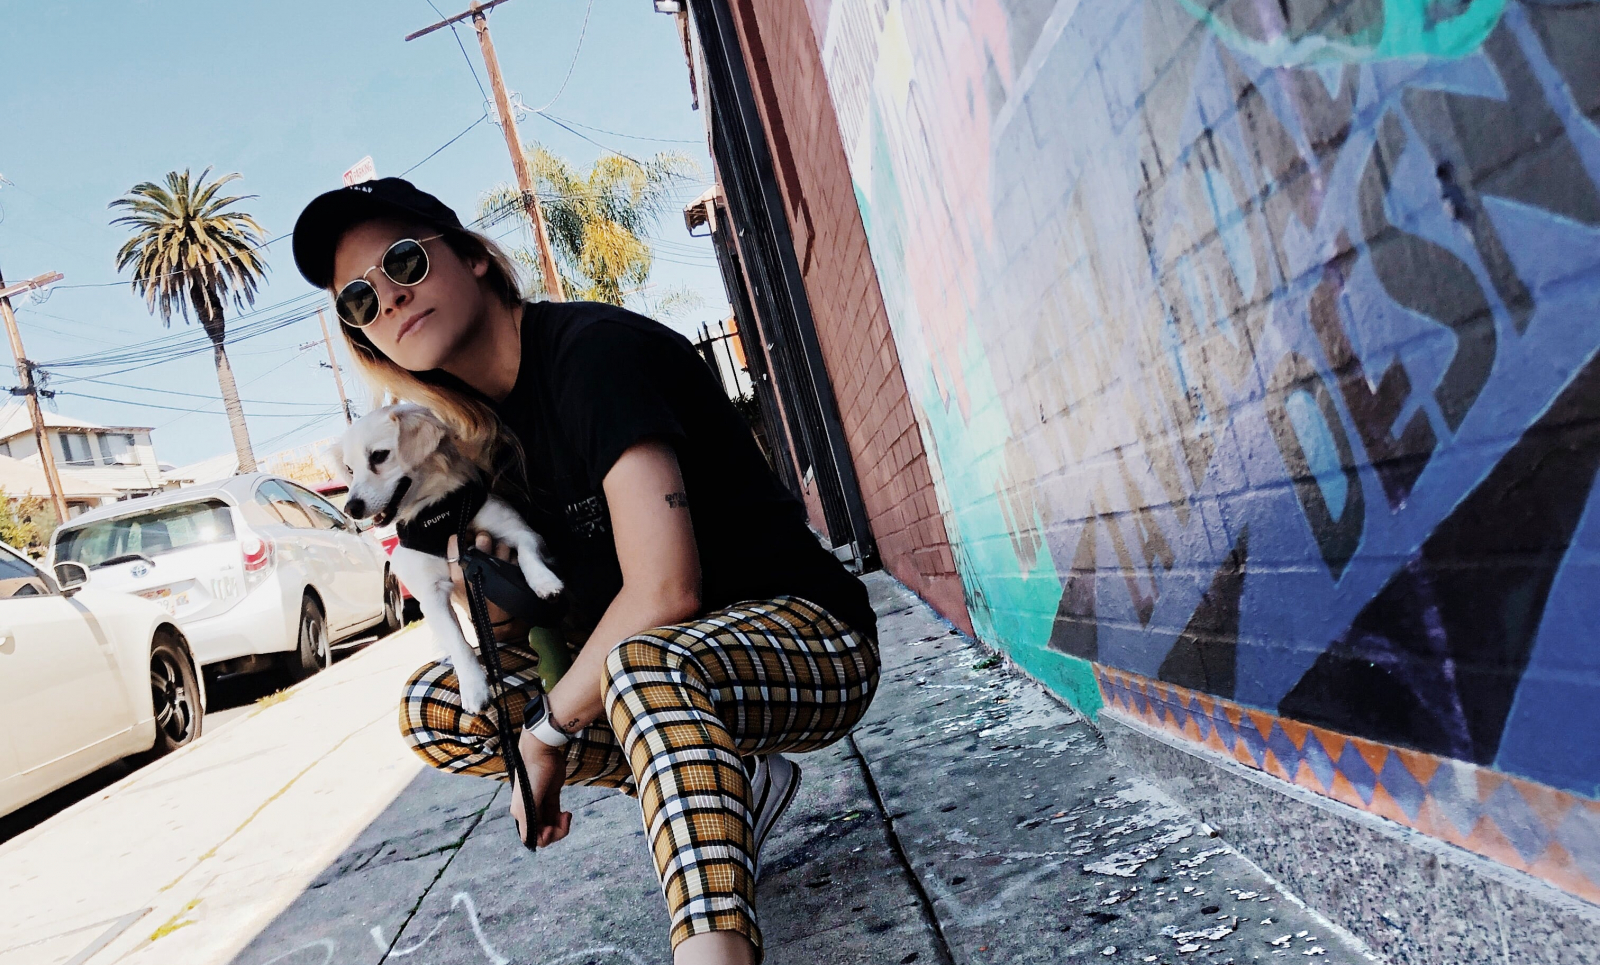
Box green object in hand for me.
[527,626,572,691]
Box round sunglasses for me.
[334,235,444,328]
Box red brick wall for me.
[723,0,971,633]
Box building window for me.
[98,433,136,465]
[59,432,95,466]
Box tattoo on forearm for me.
[664,491,690,509]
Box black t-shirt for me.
[486,301,875,641]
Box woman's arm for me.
[447,439,700,846]
[544,438,701,732]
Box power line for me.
[529,0,595,113]
[532,111,649,166]
[51,232,291,290]
[38,292,324,370]
[254,409,346,451]
[425,0,491,104]
[42,107,517,293]
[538,112,701,145]
[401,112,490,178]
[63,375,339,407]
[55,391,344,418]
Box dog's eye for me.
[368,449,391,471]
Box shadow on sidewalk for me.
[224,743,940,965]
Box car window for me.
[289,483,352,532]
[55,499,236,568]
[0,545,50,598]
[257,480,317,529]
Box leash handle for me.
[458,530,542,852]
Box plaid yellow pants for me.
[398,596,879,954]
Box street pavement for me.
[0,574,1377,965]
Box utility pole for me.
[0,267,70,525]
[315,310,354,424]
[407,0,565,301]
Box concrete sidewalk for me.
[0,575,1377,965]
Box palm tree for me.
[478,145,699,308]
[111,168,267,472]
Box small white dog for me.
[334,404,563,713]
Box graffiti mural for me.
[803,0,1600,843]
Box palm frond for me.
[110,167,268,330]
[477,144,705,309]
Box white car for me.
[0,543,205,818]
[50,473,402,681]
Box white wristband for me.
[529,709,571,748]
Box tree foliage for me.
[0,490,55,556]
[110,168,268,471]
[109,168,267,331]
[478,145,699,308]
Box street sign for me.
[342,156,377,186]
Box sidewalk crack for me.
[846,735,957,965]
[377,785,501,963]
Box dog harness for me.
[394,481,489,557]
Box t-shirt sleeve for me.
[553,321,689,490]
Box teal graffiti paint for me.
[1173,0,1505,65]
[917,329,1104,716]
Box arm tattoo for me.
[664,491,690,509]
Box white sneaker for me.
[747,753,802,879]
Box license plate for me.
[139,588,190,615]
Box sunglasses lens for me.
[383,239,429,286]
[336,281,380,328]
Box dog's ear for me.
[391,404,448,466]
[327,439,352,483]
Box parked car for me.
[0,541,204,818]
[49,473,402,682]
[313,479,421,623]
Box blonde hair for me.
[336,227,527,479]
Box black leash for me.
[456,514,542,852]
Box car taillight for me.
[241,535,274,578]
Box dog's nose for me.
[346,497,367,519]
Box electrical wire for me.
[51,232,292,290]
[254,409,345,451]
[530,0,595,113]
[63,375,339,407]
[426,0,492,105]
[538,112,701,145]
[55,391,343,418]
[401,113,491,178]
[38,292,324,370]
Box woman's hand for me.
[509,729,572,847]
[445,532,525,639]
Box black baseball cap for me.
[292,178,465,290]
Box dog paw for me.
[522,562,565,599]
[457,666,491,715]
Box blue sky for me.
[0,0,723,468]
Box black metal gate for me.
[689,0,877,569]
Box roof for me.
[0,454,120,500]
[163,452,238,487]
[0,403,152,441]
[56,472,276,528]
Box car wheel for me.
[149,635,203,756]
[381,574,403,635]
[286,596,329,681]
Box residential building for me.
[0,454,119,519]
[0,404,167,508]
[659,2,1600,959]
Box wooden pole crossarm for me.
[0,272,65,302]
[404,0,509,42]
